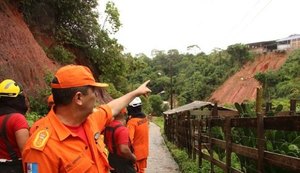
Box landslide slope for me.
[0,1,57,96]
[209,52,288,105]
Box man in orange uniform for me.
[22,65,151,173]
[127,97,149,173]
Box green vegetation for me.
[153,116,224,173]
[152,116,200,173]
[152,116,164,130]
[26,72,52,124]
[255,49,300,101]
[166,142,200,173]
[126,44,250,112]
[18,1,300,171]
[233,102,299,173]
[47,45,75,64]
[21,0,125,93]
[26,112,41,126]
[20,0,271,116]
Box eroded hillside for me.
[0,1,57,95]
[209,52,288,105]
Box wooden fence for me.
[164,99,300,173]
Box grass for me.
[151,116,164,129]
[151,116,200,173]
[166,141,200,173]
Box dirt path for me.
[146,122,181,173]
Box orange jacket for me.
[127,117,149,160]
[22,105,113,173]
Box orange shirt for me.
[126,117,149,160]
[22,105,113,173]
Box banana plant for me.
[233,102,257,172]
[266,104,283,116]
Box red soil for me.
[0,1,58,96]
[209,52,288,105]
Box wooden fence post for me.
[290,99,296,116]
[191,119,196,160]
[175,113,179,146]
[187,112,192,157]
[256,88,265,173]
[198,118,203,169]
[225,117,232,173]
[208,116,214,173]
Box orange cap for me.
[51,65,108,89]
[47,94,54,107]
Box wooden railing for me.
[164,99,300,173]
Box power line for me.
[229,0,262,34]
[239,0,273,32]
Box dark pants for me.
[108,153,136,173]
[0,160,23,173]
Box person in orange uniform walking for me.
[22,65,151,173]
[127,97,149,173]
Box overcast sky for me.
[98,0,300,56]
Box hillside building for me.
[276,34,300,51]
[247,34,300,53]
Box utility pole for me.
[170,75,173,109]
[169,61,173,109]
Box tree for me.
[227,43,251,66]
[149,95,163,116]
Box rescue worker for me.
[0,79,29,173]
[127,97,149,173]
[22,64,151,173]
[104,108,136,173]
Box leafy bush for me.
[26,112,42,127]
[48,45,75,64]
[152,116,164,132]
[28,72,52,118]
[28,89,50,117]
[255,49,300,100]
[166,141,200,173]
[148,95,163,116]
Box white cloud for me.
[99,0,300,56]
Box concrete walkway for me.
[146,122,181,173]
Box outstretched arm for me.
[107,80,151,116]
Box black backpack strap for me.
[129,137,134,153]
[0,114,18,160]
[105,124,123,154]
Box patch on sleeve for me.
[31,129,50,151]
[26,162,38,173]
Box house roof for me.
[276,34,300,42]
[163,100,234,115]
[247,40,276,46]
